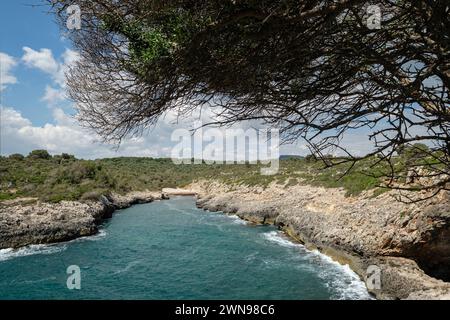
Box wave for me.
[263,231,300,248]
[262,230,373,300]
[113,260,141,275]
[163,201,196,216]
[0,244,67,262]
[0,229,107,263]
[311,253,373,300]
[21,276,58,285]
[244,251,259,263]
[70,229,107,243]
[227,215,248,225]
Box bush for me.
[285,178,298,187]
[62,161,98,184]
[61,153,75,160]
[80,190,104,201]
[53,153,76,164]
[305,154,315,162]
[9,153,25,160]
[28,149,51,159]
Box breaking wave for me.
[262,230,373,300]
[0,244,67,262]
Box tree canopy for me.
[51,0,449,196]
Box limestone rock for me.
[190,180,450,300]
[0,191,163,249]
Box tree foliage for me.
[51,0,449,197]
[28,149,51,160]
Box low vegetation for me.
[0,147,437,203]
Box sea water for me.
[0,197,372,300]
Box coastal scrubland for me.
[0,144,437,203]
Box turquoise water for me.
[0,197,371,300]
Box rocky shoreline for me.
[1,182,449,300]
[0,191,165,249]
[191,180,450,300]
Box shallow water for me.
[0,197,371,299]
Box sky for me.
[0,1,371,159]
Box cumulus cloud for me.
[0,52,18,91]
[21,47,79,88]
[41,85,67,106]
[56,48,80,87]
[3,47,337,160]
[61,49,79,68]
[0,105,195,159]
[2,101,376,164]
[20,47,80,115]
[22,47,59,77]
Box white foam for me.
[113,260,141,275]
[165,202,197,217]
[263,231,300,248]
[0,244,67,262]
[262,230,373,300]
[227,215,248,225]
[316,260,373,300]
[244,252,258,263]
[301,248,372,299]
[0,229,107,263]
[21,276,57,285]
[70,229,107,243]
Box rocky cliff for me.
[1,181,449,300]
[191,180,450,300]
[0,191,163,249]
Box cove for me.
[0,197,372,300]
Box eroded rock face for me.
[191,180,450,299]
[411,203,450,282]
[0,191,163,249]
[0,201,103,249]
[107,191,163,209]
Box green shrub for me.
[0,192,16,200]
[285,178,299,188]
[61,153,75,160]
[61,161,98,184]
[80,190,107,201]
[305,154,315,162]
[28,149,51,159]
[9,153,25,160]
[0,153,403,203]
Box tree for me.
[61,153,74,160]
[8,154,25,161]
[51,0,449,198]
[28,150,51,160]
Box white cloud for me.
[21,47,79,88]
[3,47,371,160]
[61,49,79,67]
[21,47,80,112]
[1,103,375,160]
[0,106,32,128]
[41,85,67,106]
[0,52,18,91]
[55,49,79,87]
[22,47,59,76]
[0,105,186,159]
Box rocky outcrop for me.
[191,180,450,300]
[2,180,448,300]
[361,257,450,300]
[107,191,165,209]
[162,188,197,197]
[0,191,163,249]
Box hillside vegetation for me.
[0,147,434,203]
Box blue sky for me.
[0,1,72,125]
[0,1,372,159]
[0,1,194,158]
